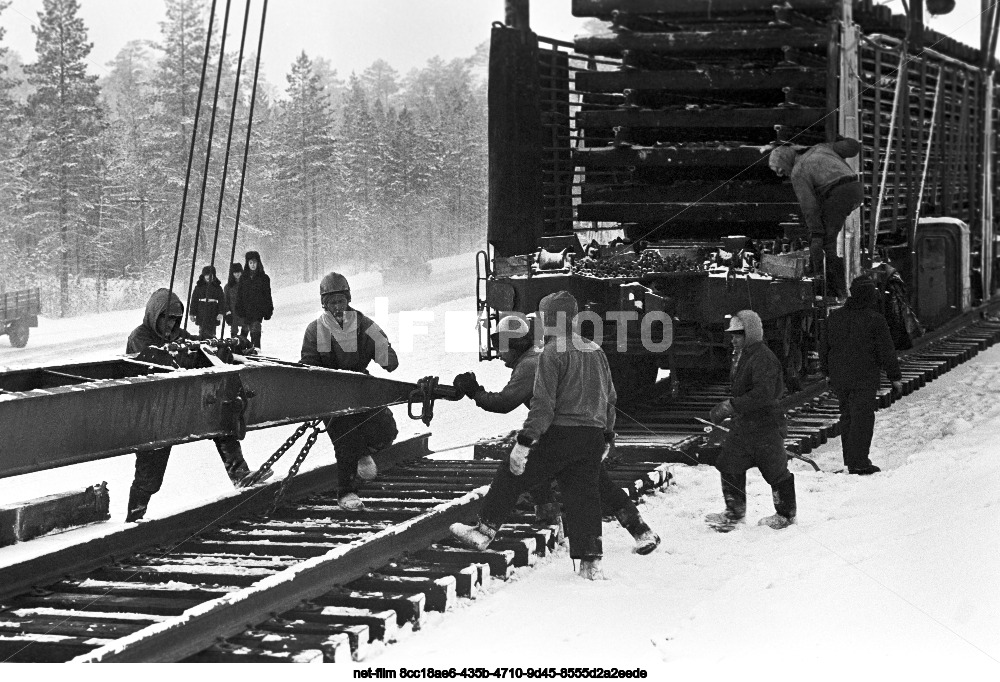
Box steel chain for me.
[271,420,325,512]
[242,421,312,486]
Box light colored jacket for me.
[790,139,860,232]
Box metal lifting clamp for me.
[408,375,442,426]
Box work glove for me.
[891,380,903,397]
[710,399,734,425]
[602,432,616,461]
[217,314,224,327]
[452,372,482,399]
[509,442,530,476]
[224,313,233,326]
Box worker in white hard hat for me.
[301,272,400,511]
[707,310,797,531]
[452,313,661,556]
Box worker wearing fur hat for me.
[708,309,797,530]
[300,272,399,511]
[769,138,863,300]
[450,291,617,580]
[452,314,660,556]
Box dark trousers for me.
[247,320,263,348]
[129,435,248,519]
[198,323,218,340]
[480,425,604,559]
[811,180,863,298]
[833,385,877,469]
[326,408,398,496]
[530,462,632,517]
[715,417,792,517]
[230,316,248,339]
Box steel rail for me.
[0,434,431,602]
[71,487,486,662]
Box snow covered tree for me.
[22,0,105,316]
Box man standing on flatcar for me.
[769,138,864,300]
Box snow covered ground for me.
[1,253,998,677]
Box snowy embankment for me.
[374,346,1000,676]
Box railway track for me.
[1,312,998,663]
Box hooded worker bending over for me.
[769,138,863,300]
[124,288,259,522]
[452,314,659,555]
[450,291,616,580]
[300,272,399,511]
[708,310,796,530]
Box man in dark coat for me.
[820,275,903,475]
[223,262,247,339]
[708,309,797,529]
[770,138,864,299]
[452,314,660,555]
[449,291,616,580]
[124,288,259,522]
[191,265,225,340]
[300,272,399,511]
[235,250,273,349]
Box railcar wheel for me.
[7,321,29,348]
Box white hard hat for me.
[725,315,745,332]
[496,314,530,338]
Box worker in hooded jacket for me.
[452,314,660,556]
[124,288,262,522]
[708,309,797,530]
[820,275,903,475]
[300,272,399,511]
[769,138,864,299]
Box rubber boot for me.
[216,438,251,487]
[707,470,747,526]
[534,501,565,543]
[449,520,498,551]
[614,506,660,555]
[759,473,797,529]
[577,556,608,581]
[125,485,153,523]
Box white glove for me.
[601,444,611,461]
[217,314,224,326]
[509,443,530,476]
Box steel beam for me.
[0,357,451,479]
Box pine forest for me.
[0,0,488,316]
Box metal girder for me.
[0,356,454,479]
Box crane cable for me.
[182,0,235,330]
[208,0,254,273]
[167,0,218,300]
[228,0,269,276]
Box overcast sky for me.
[1,0,589,87]
[0,1,989,89]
